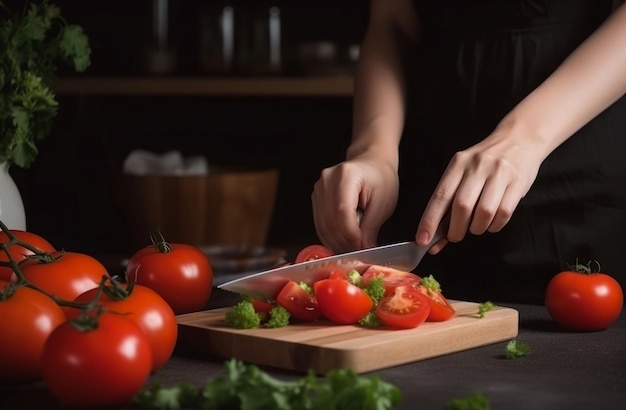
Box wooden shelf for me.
[53,75,354,97]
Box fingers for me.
[312,160,398,253]
[416,150,532,247]
[312,170,362,253]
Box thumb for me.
[358,213,381,249]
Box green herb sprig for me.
[0,0,90,168]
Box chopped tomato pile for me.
[230,244,456,330]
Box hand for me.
[415,125,545,253]
[312,156,399,253]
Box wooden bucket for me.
[119,168,279,249]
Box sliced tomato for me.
[375,285,431,329]
[329,270,349,281]
[362,265,420,296]
[313,279,373,325]
[251,299,275,322]
[276,281,324,322]
[294,244,333,264]
[416,285,456,322]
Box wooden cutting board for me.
[176,300,518,374]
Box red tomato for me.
[251,298,275,322]
[416,285,455,322]
[276,280,324,322]
[70,281,178,371]
[0,281,65,381]
[313,278,373,325]
[545,266,623,331]
[362,265,420,296]
[375,285,431,329]
[0,230,56,282]
[126,242,213,315]
[19,251,108,315]
[294,244,333,264]
[328,267,350,281]
[41,312,152,408]
[414,276,456,322]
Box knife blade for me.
[218,216,449,299]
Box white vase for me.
[0,162,26,230]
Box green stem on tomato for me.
[149,230,172,253]
[0,219,53,256]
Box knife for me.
[218,216,449,299]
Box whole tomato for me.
[294,244,333,263]
[20,251,109,314]
[71,279,178,371]
[41,311,153,408]
[0,280,66,381]
[545,262,624,331]
[0,230,56,282]
[126,240,213,315]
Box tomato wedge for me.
[276,281,324,322]
[251,299,275,322]
[362,265,420,296]
[375,285,431,329]
[415,275,456,322]
[416,285,455,321]
[294,244,333,264]
[313,278,373,325]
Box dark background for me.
[9,0,404,256]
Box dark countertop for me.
[2,286,625,410]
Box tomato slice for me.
[294,244,334,264]
[251,299,275,322]
[362,265,420,296]
[313,279,373,325]
[375,285,431,329]
[415,285,455,322]
[276,281,324,322]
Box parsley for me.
[477,301,496,318]
[225,300,291,329]
[264,305,290,328]
[446,393,491,410]
[419,274,442,292]
[0,0,91,168]
[134,359,402,410]
[224,300,262,329]
[362,276,385,304]
[505,339,531,359]
[358,311,382,328]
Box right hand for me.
[311,156,400,253]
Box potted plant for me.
[0,0,90,228]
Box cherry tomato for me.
[0,230,56,282]
[414,275,456,322]
[375,285,431,329]
[294,244,333,264]
[0,281,65,381]
[276,280,324,322]
[251,298,275,322]
[415,285,455,322]
[313,278,373,325]
[328,267,350,281]
[19,251,108,315]
[362,265,420,296]
[41,312,152,408]
[70,281,178,371]
[126,242,213,315]
[545,265,623,331]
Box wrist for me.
[346,137,400,170]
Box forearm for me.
[347,0,419,169]
[499,3,626,157]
